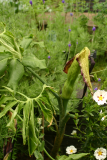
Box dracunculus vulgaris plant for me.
[0,24,94,160]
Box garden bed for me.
[38,12,97,27]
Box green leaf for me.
[39,133,44,138]
[0,30,16,48]
[22,54,46,69]
[0,46,10,52]
[0,52,11,60]
[75,119,79,125]
[57,155,67,160]
[28,101,38,155]
[57,153,89,160]
[0,38,21,59]
[7,59,24,90]
[0,101,17,118]
[20,37,32,49]
[67,153,89,160]
[62,58,80,99]
[38,141,45,152]
[93,73,98,82]
[34,150,44,160]
[39,95,55,115]
[0,29,21,56]
[0,52,12,76]
[36,100,53,126]
[62,47,93,99]
[7,104,19,132]
[0,96,14,107]
[22,101,31,145]
[76,47,93,95]
[41,84,57,114]
[31,41,45,48]
[69,114,76,119]
[0,58,8,76]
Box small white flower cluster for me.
[46,6,52,13]
[94,147,107,160]
[93,90,107,105]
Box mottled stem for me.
[47,98,70,160]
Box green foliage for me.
[0,26,47,91]
[0,1,107,160]
[0,84,55,156]
[57,153,89,160]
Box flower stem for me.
[27,67,46,85]
[44,148,55,160]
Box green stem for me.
[37,139,55,160]
[27,67,46,85]
[49,127,66,159]
[17,91,29,100]
[51,128,82,139]
[44,148,55,160]
[48,98,69,159]
[53,116,58,131]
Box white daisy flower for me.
[66,145,77,155]
[71,130,77,135]
[93,90,107,105]
[94,147,107,160]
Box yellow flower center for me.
[98,151,102,156]
[98,96,103,101]
[97,95,104,101]
[70,149,73,153]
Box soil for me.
[38,12,97,27]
